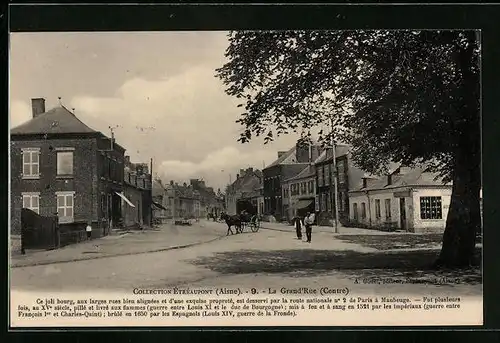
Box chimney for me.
[278,151,287,159]
[240,169,245,176]
[387,174,392,186]
[362,178,368,189]
[247,167,253,173]
[31,98,46,118]
[124,156,131,165]
[295,139,310,163]
[170,180,174,186]
[236,174,240,180]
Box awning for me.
[152,201,167,210]
[115,192,135,207]
[293,199,314,210]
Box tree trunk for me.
[435,162,480,269]
[434,31,481,269]
[434,111,480,269]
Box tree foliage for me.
[217,30,481,268]
[216,30,480,180]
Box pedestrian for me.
[304,211,316,243]
[86,221,92,240]
[293,215,304,240]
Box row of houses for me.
[152,179,225,223]
[226,138,456,233]
[10,98,154,238]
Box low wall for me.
[59,221,102,247]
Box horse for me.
[219,212,243,235]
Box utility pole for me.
[150,157,153,227]
[330,116,340,234]
[171,184,176,225]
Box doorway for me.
[399,198,407,231]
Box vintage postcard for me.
[9,30,482,327]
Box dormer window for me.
[387,174,392,186]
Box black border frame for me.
[4,1,500,338]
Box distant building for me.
[282,164,316,222]
[190,179,224,218]
[10,98,126,237]
[225,168,263,216]
[162,181,201,220]
[263,139,322,221]
[314,145,366,226]
[152,178,168,223]
[348,165,452,233]
[121,156,153,228]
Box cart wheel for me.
[251,220,260,232]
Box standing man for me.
[293,214,304,240]
[304,211,316,243]
[86,221,92,240]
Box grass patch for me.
[190,247,481,286]
[336,233,443,250]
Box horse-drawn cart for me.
[220,212,261,235]
[241,214,260,233]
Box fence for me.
[20,208,59,253]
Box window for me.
[22,192,40,214]
[321,193,326,211]
[353,203,358,220]
[22,148,40,178]
[385,199,392,218]
[361,203,366,219]
[340,192,346,212]
[99,154,106,177]
[57,191,74,223]
[324,165,329,185]
[57,151,74,175]
[101,194,106,214]
[107,158,111,179]
[301,182,306,195]
[318,168,324,187]
[308,180,314,194]
[337,160,346,184]
[420,196,443,219]
[327,192,331,211]
[375,199,381,219]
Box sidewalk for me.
[259,221,411,235]
[10,220,227,268]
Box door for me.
[399,198,407,230]
[107,193,113,233]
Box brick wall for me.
[10,136,98,234]
[122,184,143,227]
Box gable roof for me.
[351,166,451,192]
[10,106,98,135]
[265,146,296,168]
[315,144,351,164]
[284,164,316,182]
[227,168,263,192]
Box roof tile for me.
[11,106,97,135]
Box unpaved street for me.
[10,224,481,298]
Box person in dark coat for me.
[293,215,304,240]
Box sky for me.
[9,32,301,191]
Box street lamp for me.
[330,116,340,234]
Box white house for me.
[348,166,452,233]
